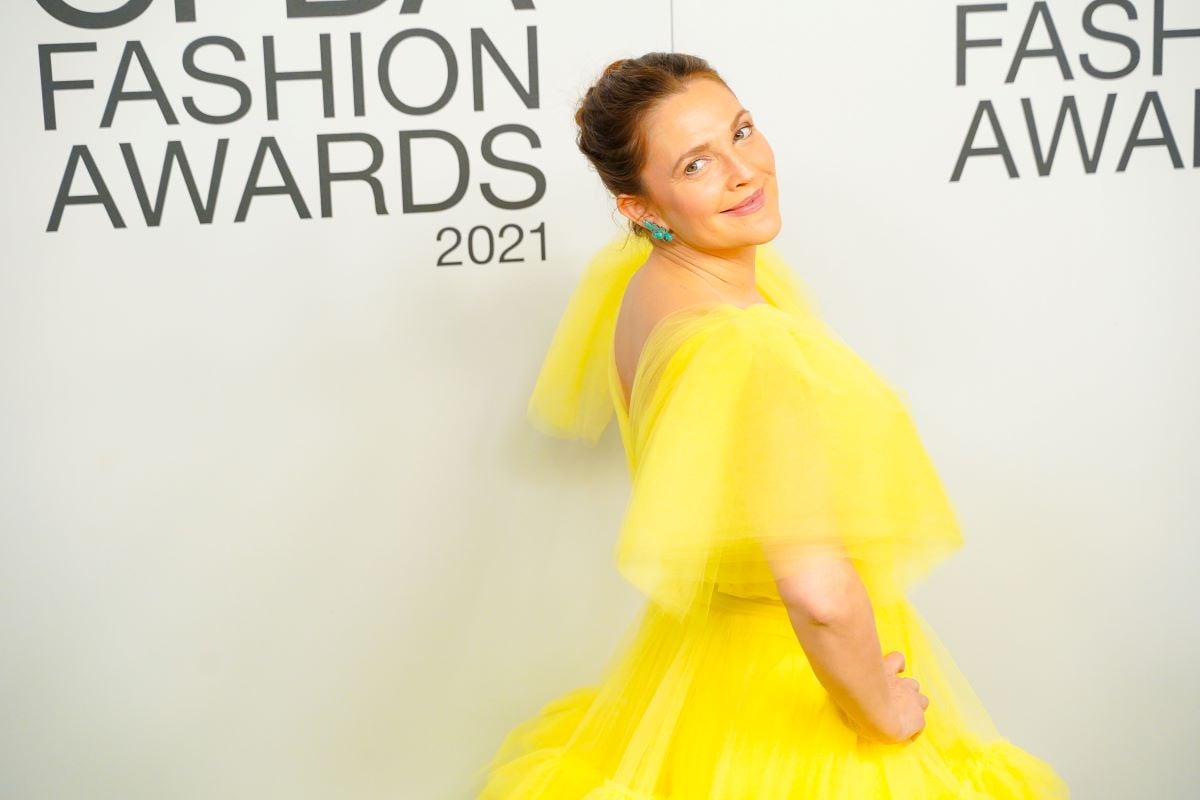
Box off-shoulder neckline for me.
[613,301,782,420]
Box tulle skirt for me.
[473,588,1069,798]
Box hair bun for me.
[600,58,629,79]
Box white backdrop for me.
[1,1,1197,798]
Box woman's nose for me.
[728,152,756,185]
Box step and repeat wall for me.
[2,2,1195,798]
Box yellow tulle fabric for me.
[476,233,1071,798]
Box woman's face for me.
[620,77,782,250]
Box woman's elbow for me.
[770,546,859,624]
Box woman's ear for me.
[616,193,654,228]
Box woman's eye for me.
[682,126,752,175]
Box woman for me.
[475,52,1070,798]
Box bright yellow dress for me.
[474,234,1071,798]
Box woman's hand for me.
[844,650,929,745]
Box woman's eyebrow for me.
[672,108,750,171]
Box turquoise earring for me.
[642,219,674,241]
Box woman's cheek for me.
[701,181,727,216]
[761,142,778,172]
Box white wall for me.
[1,1,1195,798]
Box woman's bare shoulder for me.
[614,263,713,404]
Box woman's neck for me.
[645,242,761,304]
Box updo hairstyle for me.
[574,52,727,240]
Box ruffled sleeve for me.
[524,232,812,446]
[526,234,652,443]
[615,306,964,617]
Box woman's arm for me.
[769,546,900,741]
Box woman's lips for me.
[721,187,765,216]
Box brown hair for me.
[574,52,727,240]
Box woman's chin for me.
[722,210,782,246]
[757,212,783,243]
